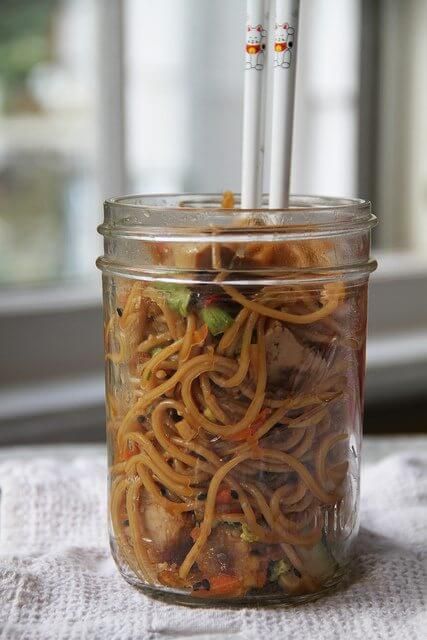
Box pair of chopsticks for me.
[241,0,300,210]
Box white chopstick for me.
[268,0,300,209]
[241,0,269,209]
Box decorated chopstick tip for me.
[268,0,301,208]
[273,22,296,69]
[241,0,269,208]
[245,23,268,71]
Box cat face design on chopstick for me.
[274,23,295,69]
[245,24,267,71]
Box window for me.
[125,0,361,198]
[372,0,427,253]
[0,0,102,443]
[1,0,426,442]
[0,0,98,285]
[359,0,427,404]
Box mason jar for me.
[96,194,377,606]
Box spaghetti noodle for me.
[105,218,367,600]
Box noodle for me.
[222,282,345,325]
[106,240,363,598]
[179,452,255,579]
[199,374,229,424]
[217,312,258,388]
[126,476,158,582]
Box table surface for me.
[1,435,426,640]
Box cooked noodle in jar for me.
[98,194,376,604]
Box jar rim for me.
[100,193,376,241]
[106,193,369,213]
[98,193,377,282]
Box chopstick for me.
[269,0,300,208]
[241,0,269,209]
[240,0,301,210]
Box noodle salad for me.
[104,228,367,600]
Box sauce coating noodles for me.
[105,256,366,599]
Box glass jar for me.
[97,194,377,606]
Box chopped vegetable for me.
[154,282,191,317]
[221,191,235,209]
[192,574,242,597]
[192,324,209,346]
[215,488,234,505]
[209,574,242,596]
[227,408,273,442]
[226,429,249,443]
[240,523,259,543]
[119,445,138,462]
[201,306,234,336]
[268,559,291,582]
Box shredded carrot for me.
[192,574,243,598]
[192,324,209,346]
[226,428,251,442]
[215,488,234,505]
[209,575,243,595]
[119,444,139,462]
[226,408,273,442]
[221,191,235,209]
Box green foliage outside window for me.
[0,0,58,112]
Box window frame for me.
[0,0,127,440]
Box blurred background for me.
[0,0,426,444]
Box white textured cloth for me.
[0,446,426,640]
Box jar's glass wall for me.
[103,269,368,604]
